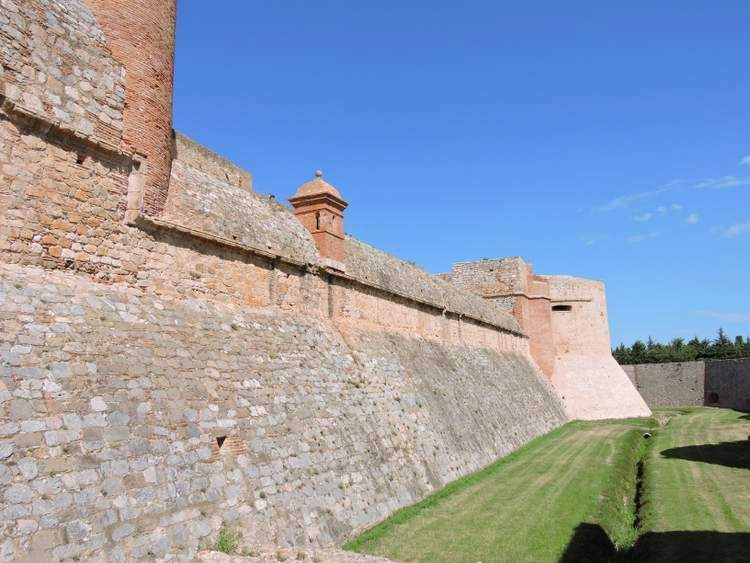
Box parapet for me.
[437,257,530,310]
[147,159,521,334]
[172,132,252,191]
[543,275,603,303]
[346,238,521,333]
[163,160,320,266]
[540,275,612,356]
[157,160,521,333]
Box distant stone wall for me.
[706,359,750,411]
[623,359,750,410]
[623,362,705,408]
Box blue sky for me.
[173,1,749,346]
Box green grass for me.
[209,527,240,554]
[345,408,750,563]
[631,407,750,562]
[345,417,655,562]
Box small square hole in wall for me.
[211,434,248,459]
[76,153,85,165]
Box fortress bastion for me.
[0,1,647,560]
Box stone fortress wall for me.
[172,132,252,192]
[439,260,651,420]
[0,1,647,560]
[706,359,750,411]
[85,0,177,215]
[623,362,705,408]
[624,359,750,410]
[0,0,126,150]
[0,261,563,561]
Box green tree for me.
[613,329,750,364]
[630,340,647,363]
[613,343,630,364]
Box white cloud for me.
[740,156,750,167]
[695,310,750,323]
[725,219,750,237]
[627,231,660,243]
[634,203,682,223]
[685,213,699,225]
[595,172,748,214]
[694,176,750,190]
[596,186,674,212]
[581,235,603,246]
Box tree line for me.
[613,329,750,365]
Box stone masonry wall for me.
[437,258,526,313]
[0,115,131,276]
[624,359,750,410]
[0,113,520,340]
[346,240,519,334]
[705,358,750,411]
[439,260,651,420]
[0,263,565,561]
[164,159,318,267]
[0,5,571,558]
[0,0,125,149]
[545,276,650,420]
[437,259,554,375]
[623,362,705,408]
[172,133,252,192]
[85,0,177,215]
[0,79,568,561]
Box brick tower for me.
[289,171,348,269]
[85,0,177,216]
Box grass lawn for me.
[344,408,750,563]
[632,407,750,562]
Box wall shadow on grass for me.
[558,522,615,563]
[560,523,750,563]
[660,441,750,470]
